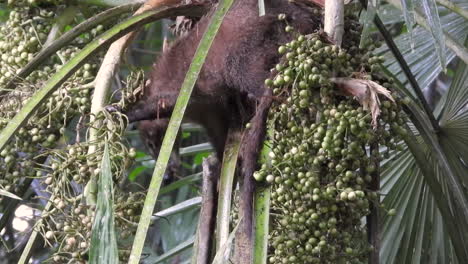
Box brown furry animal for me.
[129,0,322,156]
[124,0,323,261]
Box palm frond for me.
[420,0,446,67]
[380,147,461,263]
[377,2,468,93]
[380,57,468,262]
[89,143,119,264]
[440,58,468,124]
[439,55,468,194]
[400,0,415,44]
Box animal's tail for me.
[236,88,273,262]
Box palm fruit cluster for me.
[0,1,104,202]
[40,139,142,263]
[39,72,144,263]
[255,15,408,264]
[0,1,143,262]
[4,0,64,6]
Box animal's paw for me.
[104,104,122,113]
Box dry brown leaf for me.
[331,77,394,128]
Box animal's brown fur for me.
[124,0,323,262]
[128,0,322,156]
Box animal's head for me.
[138,119,181,183]
[138,119,169,158]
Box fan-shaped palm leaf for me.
[377,1,468,94]
[380,56,468,263]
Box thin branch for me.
[359,0,441,133]
[216,130,241,251]
[436,0,468,20]
[44,7,80,48]
[367,142,380,264]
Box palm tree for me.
[0,0,466,263]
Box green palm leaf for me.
[380,55,468,262]
[380,144,464,263]
[441,57,468,124]
[377,2,468,94]
[421,0,446,67]
[89,143,119,264]
[400,0,415,43]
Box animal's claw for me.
[104,104,122,113]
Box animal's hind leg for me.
[235,88,273,263]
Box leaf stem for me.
[367,143,380,264]
[403,127,468,261]
[324,0,344,46]
[215,130,241,251]
[85,2,149,206]
[253,186,270,264]
[436,0,468,20]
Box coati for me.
[123,0,323,261]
